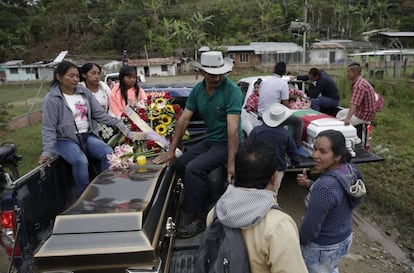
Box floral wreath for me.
[107,91,182,169]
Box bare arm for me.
[226,114,240,182]
[152,108,193,164]
[281,99,290,108]
[344,103,357,126]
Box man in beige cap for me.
[154,51,243,238]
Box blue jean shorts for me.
[301,233,352,273]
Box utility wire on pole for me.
[303,0,308,65]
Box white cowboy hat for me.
[191,51,234,75]
[262,103,293,127]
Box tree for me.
[257,0,283,41]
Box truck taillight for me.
[1,210,20,256]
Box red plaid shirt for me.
[245,92,259,113]
[351,76,376,122]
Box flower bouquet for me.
[107,92,182,168]
[106,144,164,169]
[288,88,311,110]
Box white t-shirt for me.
[79,81,111,113]
[63,93,89,133]
[258,74,289,116]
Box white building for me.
[0,60,56,82]
[0,51,68,82]
[128,57,182,77]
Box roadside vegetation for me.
[1,0,413,63]
[1,68,413,254]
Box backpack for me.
[195,205,280,273]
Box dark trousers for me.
[282,115,303,148]
[175,140,228,215]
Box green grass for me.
[1,123,42,175]
[0,82,49,118]
[1,70,414,251]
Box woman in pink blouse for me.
[110,65,147,118]
[245,78,262,113]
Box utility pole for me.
[302,0,308,65]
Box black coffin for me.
[34,163,179,272]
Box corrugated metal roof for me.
[199,42,302,54]
[1,60,24,66]
[128,57,180,66]
[380,32,414,37]
[348,49,414,56]
[227,45,254,52]
[249,42,302,53]
[311,42,344,49]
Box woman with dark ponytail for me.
[110,65,147,118]
[296,129,366,273]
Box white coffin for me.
[306,118,359,156]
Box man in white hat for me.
[248,103,301,197]
[153,51,243,238]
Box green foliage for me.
[1,0,414,62]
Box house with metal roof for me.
[362,30,414,49]
[0,60,55,82]
[200,42,303,70]
[0,51,68,83]
[308,40,384,65]
[128,57,182,77]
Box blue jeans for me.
[175,140,228,215]
[311,96,339,112]
[301,234,352,273]
[54,133,113,196]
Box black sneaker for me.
[177,215,206,238]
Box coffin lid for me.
[34,164,167,272]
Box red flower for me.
[146,140,156,149]
[163,92,172,99]
[130,121,138,131]
[138,108,148,121]
[173,104,181,112]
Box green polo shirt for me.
[186,77,243,143]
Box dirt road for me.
[1,174,412,273]
[279,173,413,273]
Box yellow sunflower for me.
[148,115,159,121]
[155,98,166,104]
[155,124,167,136]
[149,107,161,116]
[160,114,172,125]
[165,105,175,113]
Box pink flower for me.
[108,144,135,169]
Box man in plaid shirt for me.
[337,63,376,126]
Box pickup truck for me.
[0,85,213,273]
[1,80,383,273]
[238,76,384,170]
